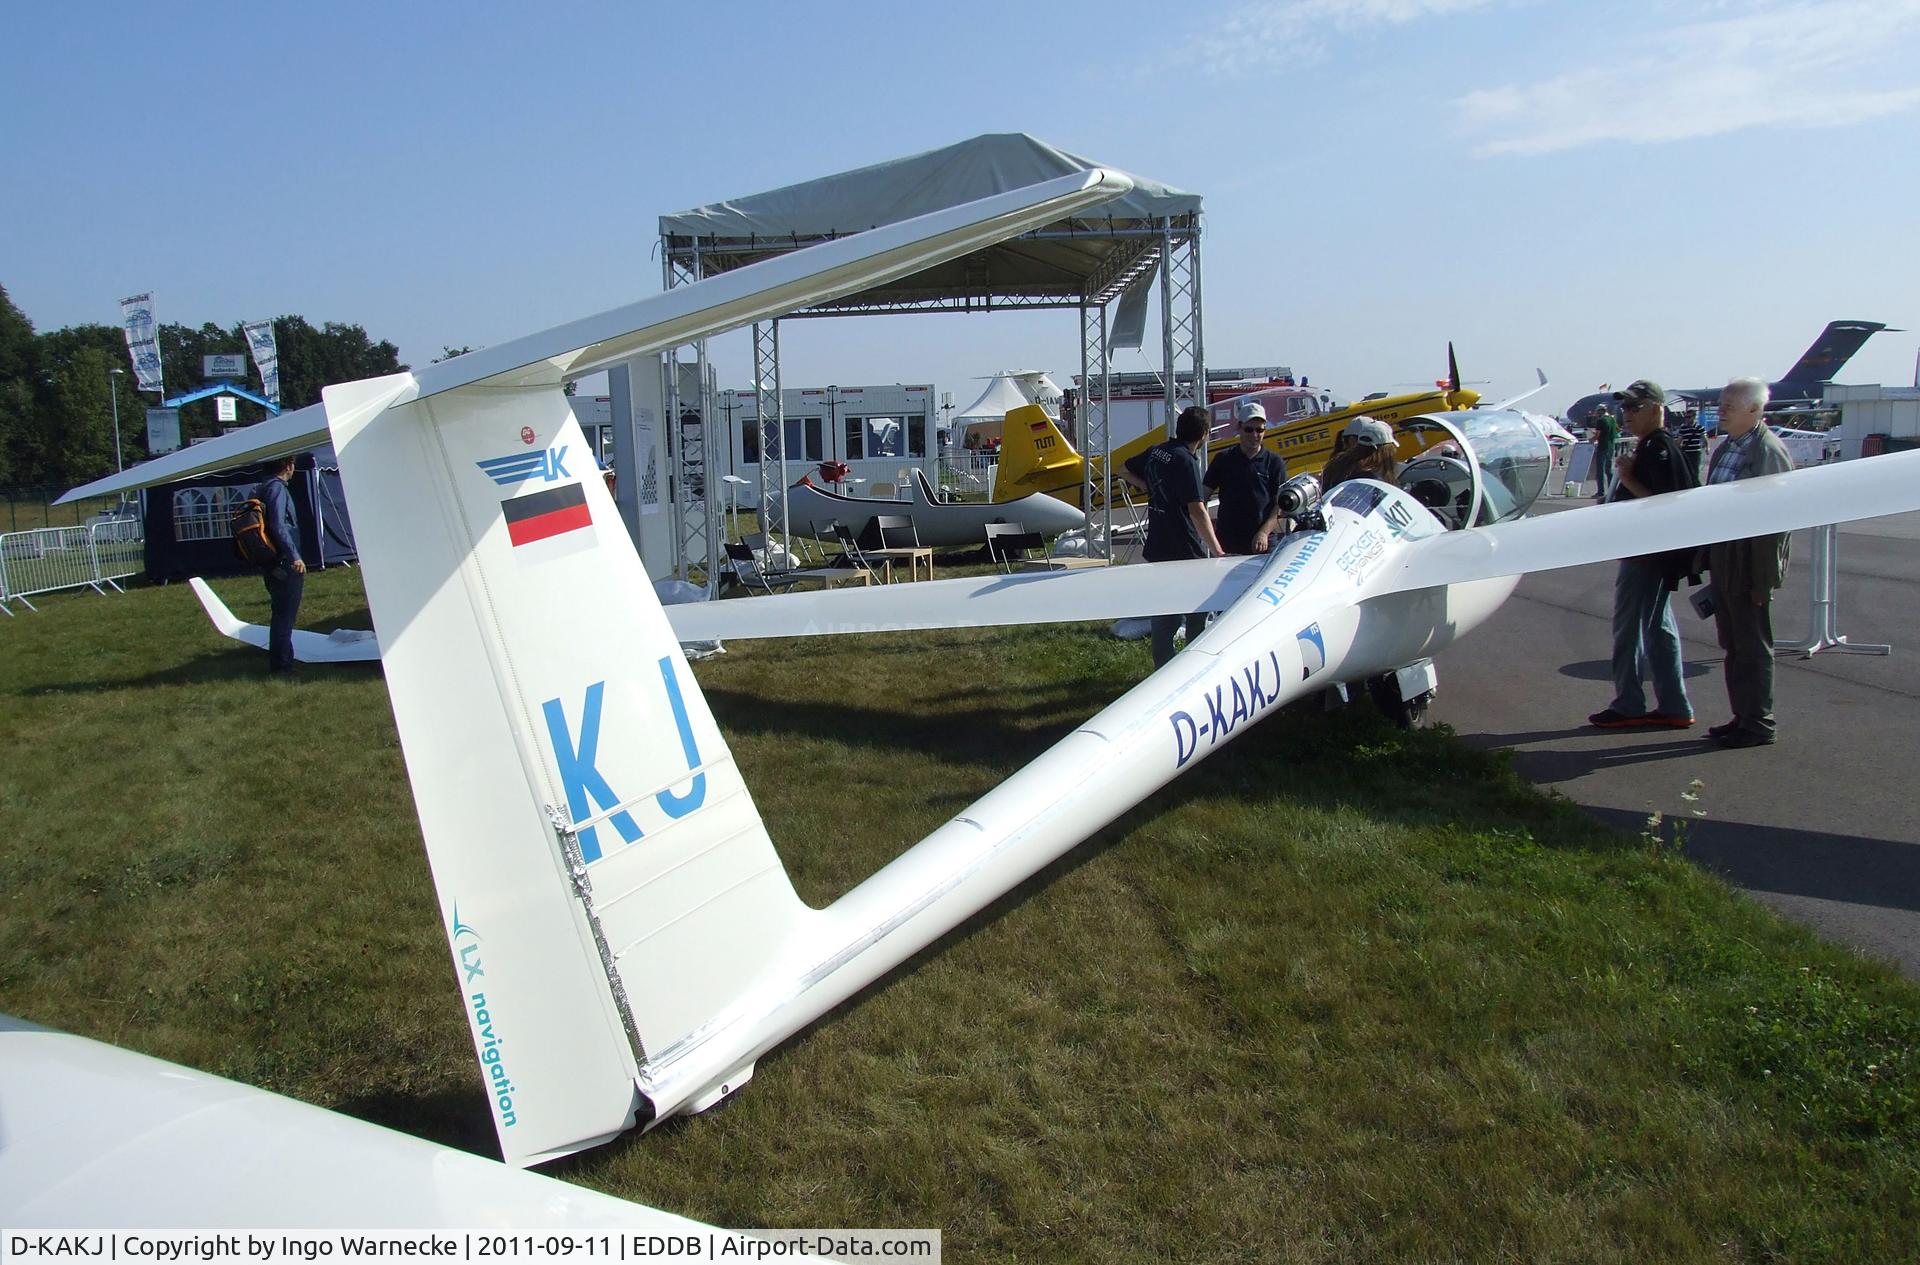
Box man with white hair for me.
[1702,376,1795,747]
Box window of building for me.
[784,416,823,463]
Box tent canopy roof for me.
[954,372,1037,424]
[659,133,1201,314]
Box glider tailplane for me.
[325,374,807,1166]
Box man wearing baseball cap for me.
[1588,379,1699,730]
[1204,399,1290,555]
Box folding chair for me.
[829,523,886,585]
[871,514,935,582]
[725,541,872,595]
[983,522,1044,573]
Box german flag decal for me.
[504,483,592,547]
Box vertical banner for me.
[119,292,165,395]
[243,318,280,407]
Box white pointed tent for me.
[954,372,1037,435]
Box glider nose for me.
[1030,495,1089,534]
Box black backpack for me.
[232,496,279,566]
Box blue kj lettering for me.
[652,655,706,818]
[540,659,707,864]
[543,682,643,863]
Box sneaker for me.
[1644,711,1695,728]
[1589,708,1653,728]
[1713,727,1776,749]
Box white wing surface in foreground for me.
[0,1013,710,1228]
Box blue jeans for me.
[1609,557,1689,718]
[264,563,304,672]
[1151,612,1208,668]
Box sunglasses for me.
[1241,425,1265,434]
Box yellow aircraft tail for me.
[994,403,1088,502]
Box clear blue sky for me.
[5,0,1917,417]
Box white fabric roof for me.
[659,133,1201,311]
[955,373,1038,424]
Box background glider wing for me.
[666,555,1263,641]
[61,167,1135,506]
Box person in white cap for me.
[1320,416,1399,489]
[1204,399,1290,554]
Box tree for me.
[273,315,404,412]
[28,329,122,485]
[0,285,37,484]
[0,288,411,487]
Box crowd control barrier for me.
[1777,523,1891,660]
[0,519,146,614]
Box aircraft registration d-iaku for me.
[29,165,1920,1226]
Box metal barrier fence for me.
[0,519,146,614]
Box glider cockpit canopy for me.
[1395,410,1556,531]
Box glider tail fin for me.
[187,577,264,650]
[1779,320,1889,387]
[993,403,1084,501]
[327,374,806,1165]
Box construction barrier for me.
[0,518,145,614]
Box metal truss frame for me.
[661,245,721,591]
[752,321,786,553]
[1079,300,1113,558]
[658,211,1204,569]
[1159,215,1205,439]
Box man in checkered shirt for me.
[1701,377,1795,748]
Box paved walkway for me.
[1433,502,1920,978]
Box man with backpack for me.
[253,455,306,674]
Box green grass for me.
[3,570,1918,1261]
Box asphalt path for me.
[1432,498,1920,978]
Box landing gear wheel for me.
[1366,675,1432,730]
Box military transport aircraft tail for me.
[1778,319,1891,388]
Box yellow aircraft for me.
[993,357,1481,508]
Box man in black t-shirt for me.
[1205,400,1290,555]
[1123,405,1225,667]
[1589,380,1699,730]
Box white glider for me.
[39,160,1920,1202]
